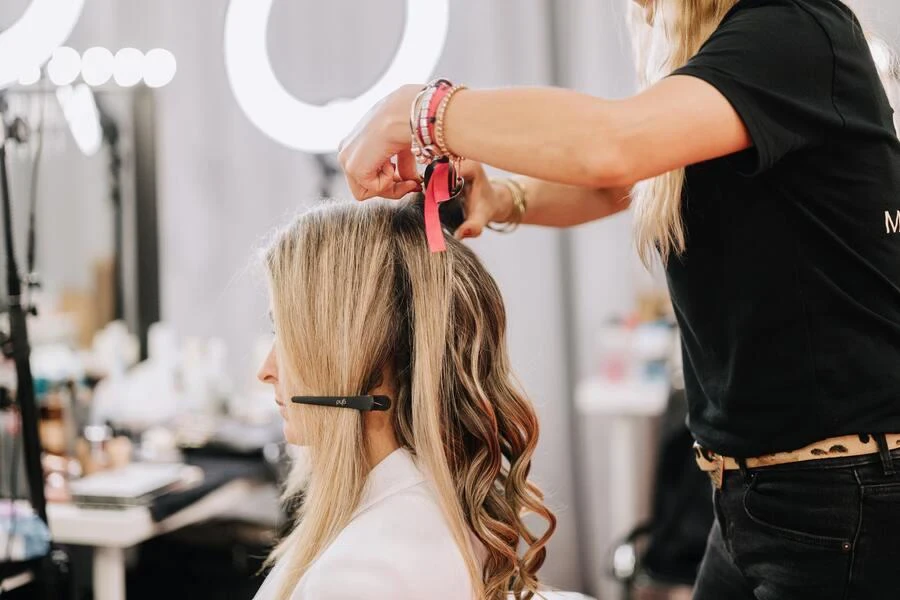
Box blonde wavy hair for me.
[263,198,556,600]
[628,0,899,266]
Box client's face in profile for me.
[256,341,302,444]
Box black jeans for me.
[693,446,900,600]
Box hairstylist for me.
[338,1,900,598]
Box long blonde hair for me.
[628,0,900,266]
[264,198,555,600]
[869,36,900,134]
[629,0,739,266]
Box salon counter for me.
[49,478,265,600]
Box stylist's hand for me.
[455,161,515,240]
[338,84,423,200]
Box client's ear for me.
[365,363,397,401]
[362,365,397,442]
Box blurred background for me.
[0,1,897,599]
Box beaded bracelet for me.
[434,84,467,158]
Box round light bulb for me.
[143,48,176,88]
[47,46,81,86]
[18,65,42,86]
[113,47,144,87]
[81,46,114,86]
[0,0,85,88]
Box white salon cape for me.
[253,448,477,600]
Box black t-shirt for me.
[667,0,900,457]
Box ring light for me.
[224,0,449,153]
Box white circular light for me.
[81,46,114,86]
[143,48,176,88]
[224,0,449,153]
[47,46,81,86]
[0,0,85,89]
[18,66,42,86]
[113,47,144,87]
[56,84,102,156]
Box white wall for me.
[552,3,655,596]
[554,0,647,381]
[851,0,900,47]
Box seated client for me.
[253,197,556,600]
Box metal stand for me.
[313,153,340,198]
[131,87,161,361]
[98,101,125,321]
[0,99,44,525]
[0,93,71,600]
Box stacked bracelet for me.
[434,84,466,157]
[410,79,467,164]
[487,178,528,233]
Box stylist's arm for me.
[338,78,750,230]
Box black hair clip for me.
[290,395,392,411]
[422,157,466,233]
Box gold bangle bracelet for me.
[507,177,528,214]
[487,178,527,233]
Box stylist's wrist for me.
[490,181,516,224]
[385,84,423,146]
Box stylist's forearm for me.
[444,88,627,188]
[496,177,631,228]
[527,179,631,227]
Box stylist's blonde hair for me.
[264,199,555,600]
[869,36,900,134]
[628,0,899,266]
[628,0,739,266]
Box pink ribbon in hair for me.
[424,160,452,253]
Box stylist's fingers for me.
[456,160,485,182]
[454,161,489,238]
[455,202,492,239]
[396,149,420,183]
[455,177,495,239]
[375,161,420,199]
[383,180,422,199]
[345,162,392,200]
[347,178,371,201]
[346,160,401,200]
